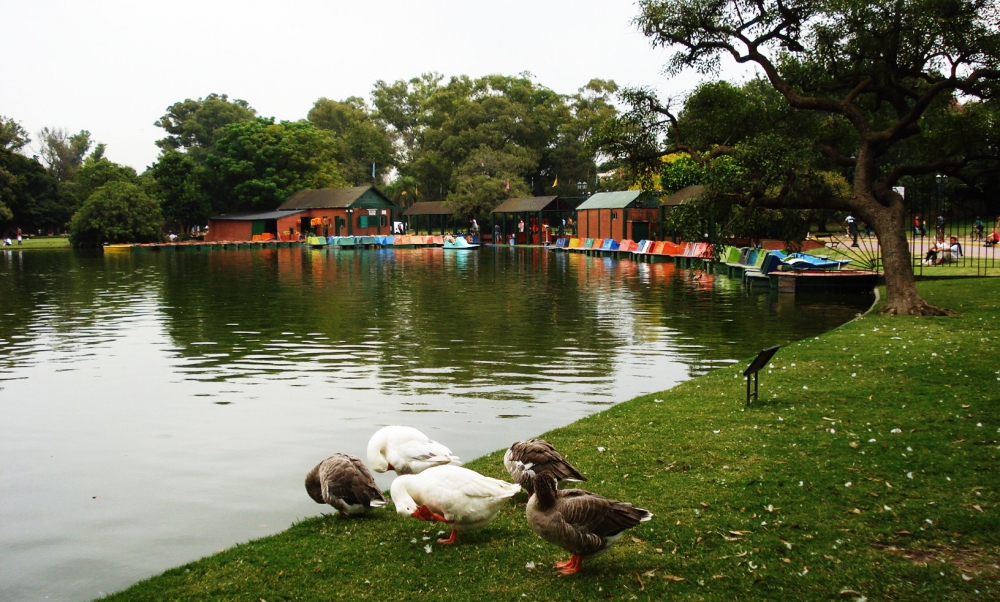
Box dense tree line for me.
[1,77,623,246]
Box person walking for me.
[845,214,859,247]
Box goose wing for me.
[556,489,651,538]
[321,454,386,507]
[505,439,585,490]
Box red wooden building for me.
[575,191,660,241]
[205,186,399,242]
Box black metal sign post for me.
[743,345,780,407]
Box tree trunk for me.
[857,192,954,316]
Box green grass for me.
[5,236,71,250]
[103,279,999,601]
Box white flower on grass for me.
[525,561,536,571]
[907,472,914,479]
[804,386,809,390]
[891,428,902,433]
[851,373,857,378]
[597,446,606,452]
[424,544,433,553]
[883,505,892,511]
[845,482,852,487]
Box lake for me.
[0,246,872,600]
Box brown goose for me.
[503,439,586,494]
[526,473,652,574]
[305,453,386,517]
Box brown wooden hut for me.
[490,196,576,244]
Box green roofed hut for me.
[401,201,458,235]
[575,190,661,242]
[276,185,399,238]
[490,196,577,245]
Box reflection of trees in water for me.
[0,250,164,372]
[0,249,872,396]
[154,248,871,393]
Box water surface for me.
[0,247,872,600]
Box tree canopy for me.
[307,97,396,186]
[68,180,163,247]
[203,118,347,213]
[155,94,257,158]
[603,0,1000,315]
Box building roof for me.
[663,185,706,206]
[403,201,453,216]
[278,186,396,210]
[209,209,305,221]
[491,196,566,213]
[575,190,646,210]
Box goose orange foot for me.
[437,528,459,545]
[555,555,583,575]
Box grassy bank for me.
[105,278,998,601]
[4,236,70,250]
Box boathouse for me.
[205,209,305,242]
[402,201,457,234]
[278,186,399,237]
[575,191,660,242]
[491,196,576,244]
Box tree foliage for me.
[0,115,30,152]
[36,128,97,183]
[606,0,1000,315]
[307,97,396,185]
[155,94,256,158]
[203,118,347,213]
[372,74,619,220]
[150,150,211,234]
[0,149,59,229]
[68,180,163,247]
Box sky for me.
[1,0,753,172]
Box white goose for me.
[367,425,461,474]
[390,465,520,544]
[305,453,386,517]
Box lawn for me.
[4,236,71,250]
[103,278,999,601]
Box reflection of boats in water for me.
[443,237,480,250]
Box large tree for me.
[36,127,96,184]
[623,0,1000,315]
[203,118,347,213]
[68,180,163,247]
[307,97,396,185]
[154,93,256,158]
[372,73,619,221]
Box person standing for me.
[16,227,22,245]
[936,215,946,238]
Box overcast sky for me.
[2,0,753,171]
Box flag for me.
[505,179,510,191]
[371,162,376,178]
[553,175,558,187]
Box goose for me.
[504,439,586,494]
[390,464,520,544]
[305,453,386,517]
[526,473,652,574]
[367,425,461,474]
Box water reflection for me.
[0,247,871,600]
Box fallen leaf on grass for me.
[631,536,642,543]
[782,558,792,563]
[824,555,842,564]
[663,574,685,581]
[973,505,984,512]
[712,574,726,579]
[729,530,751,536]
[852,508,862,514]
[641,568,658,578]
